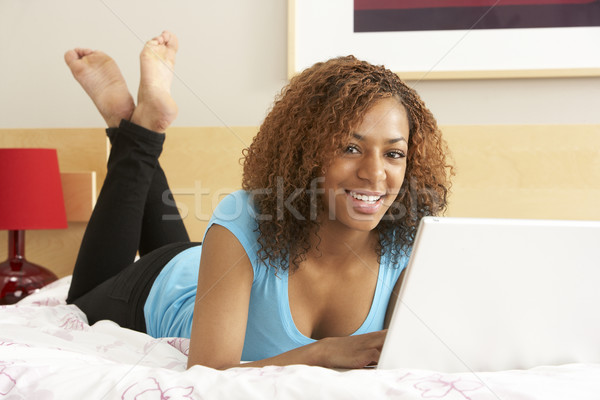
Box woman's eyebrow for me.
[352,132,407,144]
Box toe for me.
[64,50,80,66]
[165,32,178,51]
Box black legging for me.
[67,120,199,333]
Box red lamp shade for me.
[0,148,68,304]
[0,148,67,230]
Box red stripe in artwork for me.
[354,0,597,10]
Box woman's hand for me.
[225,330,387,370]
[312,330,387,369]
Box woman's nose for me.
[357,153,386,183]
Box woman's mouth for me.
[346,190,385,214]
[349,191,381,204]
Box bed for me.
[2,125,599,398]
[1,277,599,399]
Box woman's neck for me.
[304,221,379,270]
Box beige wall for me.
[0,0,599,129]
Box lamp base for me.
[0,258,58,305]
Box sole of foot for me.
[64,48,134,128]
[130,31,179,133]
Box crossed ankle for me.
[118,119,166,144]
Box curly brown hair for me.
[242,55,453,272]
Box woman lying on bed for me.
[64,31,451,370]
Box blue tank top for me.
[144,190,408,361]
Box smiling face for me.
[320,97,410,233]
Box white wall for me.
[1,0,598,129]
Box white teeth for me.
[350,191,381,203]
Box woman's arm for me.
[187,224,388,370]
[187,224,254,369]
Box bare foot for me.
[130,31,179,132]
[64,48,135,128]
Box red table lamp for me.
[0,148,68,305]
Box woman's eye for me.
[387,150,406,159]
[344,145,360,154]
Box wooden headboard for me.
[1,124,599,277]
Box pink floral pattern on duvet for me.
[413,375,484,399]
[122,377,194,399]
[1,277,600,399]
[0,363,17,396]
[0,361,54,399]
[381,372,484,399]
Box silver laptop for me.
[378,217,600,372]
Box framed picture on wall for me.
[288,0,600,80]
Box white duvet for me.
[1,277,599,399]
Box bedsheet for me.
[1,277,600,399]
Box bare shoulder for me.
[198,223,254,287]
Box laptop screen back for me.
[378,217,600,372]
